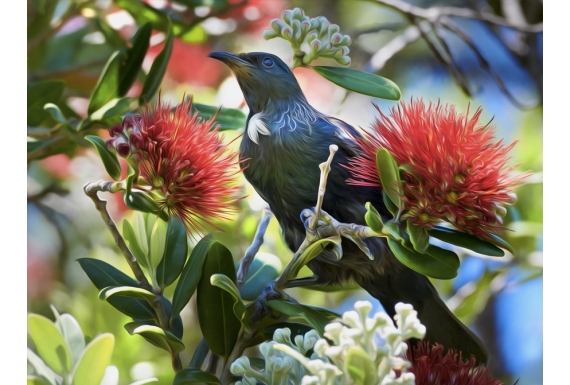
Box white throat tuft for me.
[247,113,271,145]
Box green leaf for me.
[387,238,458,279]
[170,234,214,322]
[294,236,342,277]
[149,217,169,280]
[27,349,57,385]
[239,252,282,301]
[428,226,505,257]
[376,148,402,209]
[196,242,240,359]
[157,218,189,289]
[485,233,516,255]
[346,346,378,385]
[382,221,403,241]
[383,190,398,217]
[56,314,86,365]
[43,103,68,126]
[77,258,156,320]
[140,23,173,103]
[123,190,163,215]
[266,301,332,335]
[88,23,151,114]
[123,218,149,269]
[399,164,420,180]
[90,97,133,122]
[188,339,209,369]
[210,274,250,330]
[85,135,122,181]
[312,66,401,100]
[99,286,157,301]
[192,103,247,131]
[28,314,73,376]
[27,375,51,385]
[173,368,220,385]
[364,202,383,233]
[28,80,65,126]
[407,220,429,253]
[71,334,114,385]
[124,323,185,354]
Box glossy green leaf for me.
[71,334,114,385]
[43,103,68,126]
[88,23,151,114]
[99,286,157,301]
[196,242,240,359]
[171,234,214,322]
[266,301,332,335]
[387,238,458,279]
[428,226,505,257]
[376,148,402,209]
[383,190,398,217]
[210,273,250,330]
[425,244,460,271]
[28,314,72,376]
[192,103,247,131]
[95,15,125,49]
[149,217,168,280]
[123,218,149,269]
[407,220,429,253]
[157,218,189,289]
[27,348,57,385]
[27,80,65,126]
[140,23,173,103]
[77,258,156,320]
[57,314,86,365]
[346,346,378,385]
[295,236,342,277]
[188,339,209,369]
[382,221,403,241]
[173,368,221,385]
[364,202,384,233]
[123,190,163,216]
[312,66,401,100]
[90,97,133,121]
[125,322,185,354]
[485,233,516,255]
[85,135,122,181]
[239,252,282,301]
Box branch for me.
[236,207,273,288]
[371,0,542,33]
[83,180,182,372]
[369,25,421,71]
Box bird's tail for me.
[358,266,489,365]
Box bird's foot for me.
[252,280,290,322]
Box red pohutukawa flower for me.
[107,97,241,233]
[408,342,504,385]
[346,99,526,239]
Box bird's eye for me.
[262,58,274,67]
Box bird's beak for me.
[208,51,253,72]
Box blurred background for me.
[27,0,543,384]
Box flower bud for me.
[329,24,340,35]
[306,31,318,43]
[301,20,311,35]
[309,18,320,31]
[281,26,293,40]
[495,205,507,217]
[292,7,304,20]
[340,35,352,46]
[263,29,279,40]
[291,19,301,41]
[335,55,351,66]
[319,20,330,38]
[310,39,322,52]
[331,32,343,45]
[271,18,286,34]
[230,357,253,375]
[281,9,293,24]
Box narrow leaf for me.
[123,218,149,269]
[28,314,73,376]
[210,274,249,330]
[173,368,221,385]
[407,220,429,253]
[99,286,157,302]
[71,334,114,385]
[188,339,209,369]
[192,103,247,131]
[196,242,240,359]
[383,190,398,217]
[429,226,505,257]
[85,135,122,181]
[312,66,401,100]
[171,234,214,322]
[149,217,169,276]
[27,80,65,126]
[266,301,332,335]
[140,23,173,103]
[57,314,85,365]
[90,97,133,122]
[387,238,458,279]
[364,202,384,233]
[124,323,185,354]
[157,218,189,289]
[376,148,402,209]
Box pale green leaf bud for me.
[230,357,253,375]
[329,24,340,35]
[263,29,279,40]
[301,20,311,35]
[335,55,351,65]
[340,35,352,46]
[291,19,302,41]
[306,31,318,43]
[292,7,304,20]
[271,19,286,34]
[282,9,293,24]
[282,26,293,40]
[331,32,343,45]
[309,18,320,31]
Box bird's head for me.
[209,51,306,114]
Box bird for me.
[209,51,489,364]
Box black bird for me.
[209,51,489,364]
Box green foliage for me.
[156,218,189,290]
[312,66,401,101]
[140,24,174,103]
[239,252,282,301]
[429,226,504,257]
[375,148,402,209]
[266,300,339,335]
[192,103,247,131]
[84,135,122,181]
[173,368,221,385]
[124,323,185,354]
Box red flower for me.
[408,342,503,385]
[346,99,526,239]
[107,97,241,234]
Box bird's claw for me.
[252,280,288,322]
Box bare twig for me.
[27,184,69,202]
[27,136,68,162]
[371,0,542,33]
[236,208,273,288]
[369,25,420,71]
[83,180,182,372]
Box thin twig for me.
[369,24,420,71]
[371,0,542,33]
[27,184,69,202]
[236,208,273,288]
[27,136,68,162]
[83,180,182,372]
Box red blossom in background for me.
[107,97,241,234]
[346,99,526,239]
[408,342,503,385]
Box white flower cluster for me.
[263,8,352,68]
[231,301,426,385]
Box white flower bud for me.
[306,31,318,43]
[507,191,518,204]
[230,357,252,375]
[313,339,329,357]
[301,20,311,35]
[309,18,320,31]
[281,26,293,40]
[271,19,286,33]
[292,7,304,20]
[319,20,330,38]
[310,39,322,52]
[301,375,320,385]
[331,33,343,45]
[273,328,292,345]
[263,29,279,40]
[291,19,302,41]
[303,330,320,351]
[495,204,507,217]
[328,24,340,35]
[282,9,293,24]
[341,310,361,328]
[340,35,352,46]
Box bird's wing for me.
[323,116,362,158]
